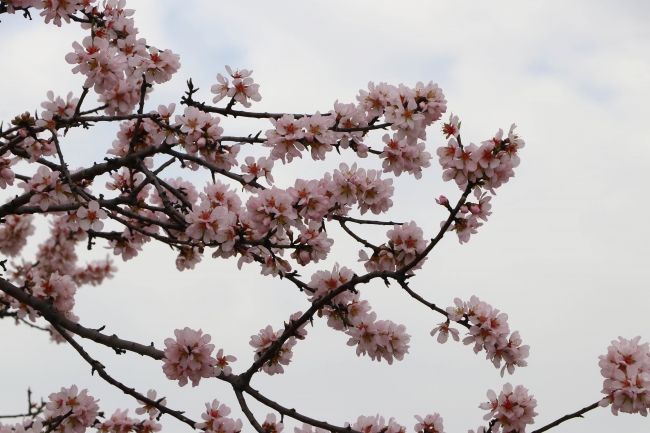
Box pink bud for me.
[435,195,449,206]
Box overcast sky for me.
[1,1,649,433]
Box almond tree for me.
[0,2,648,433]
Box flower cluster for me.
[211,65,261,108]
[0,420,44,433]
[379,133,431,179]
[437,296,529,376]
[0,214,35,257]
[176,106,238,169]
[18,166,70,211]
[249,311,308,375]
[437,121,524,193]
[307,264,410,364]
[326,163,394,216]
[478,383,538,433]
[437,187,493,244]
[195,399,243,433]
[359,221,428,274]
[264,113,337,163]
[162,327,216,387]
[598,336,650,416]
[58,1,180,114]
[346,414,407,433]
[95,408,162,433]
[45,385,100,432]
[32,271,77,313]
[0,150,15,189]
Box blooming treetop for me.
[0,1,647,433]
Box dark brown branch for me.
[50,323,197,429]
[233,389,265,433]
[19,317,54,334]
[241,268,398,383]
[0,144,166,218]
[397,182,474,276]
[331,215,402,226]
[531,401,601,433]
[0,277,165,360]
[163,148,265,190]
[72,87,89,118]
[183,99,318,120]
[338,220,379,252]
[219,375,363,433]
[43,410,73,433]
[396,280,470,329]
[137,158,188,224]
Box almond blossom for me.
[598,336,650,416]
[135,389,166,418]
[215,348,236,376]
[45,385,100,432]
[162,327,217,387]
[478,383,538,433]
[195,399,243,433]
[76,200,107,231]
[262,413,284,433]
[438,296,529,376]
[414,413,445,433]
[250,324,297,375]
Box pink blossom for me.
[262,414,284,433]
[357,81,391,118]
[295,423,329,433]
[478,383,538,433]
[0,214,35,257]
[150,177,198,207]
[441,113,460,139]
[175,246,203,271]
[76,200,107,231]
[291,221,334,266]
[215,348,237,376]
[414,413,445,433]
[250,325,296,375]
[444,296,529,376]
[40,90,78,118]
[211,73,231,104]
[246,187,298,235]
[162,327,216,387]
[598,336,650,416]
[241,156,274,185]
[33,271,77,313]
[195,399,243,433]
[45,385,99,432]
[430,322,460,344]
[135,389,166,418]
[380,133,431,179]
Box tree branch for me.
[531,401,601,433]
[49,322,197,429]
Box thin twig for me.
[531,401,601,433]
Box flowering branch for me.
[50,322,198,429]
[530,401,600,433]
